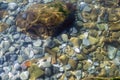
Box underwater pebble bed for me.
[0,0,120,80]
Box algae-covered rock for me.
[16,1,75,39]
[28,64,44,80]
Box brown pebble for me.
[68,59,77,70]
[59,55,69,65]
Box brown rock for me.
[98,69,106,77]
[59,55,69,65]
[68,59,77,69]
[0,22,9,32]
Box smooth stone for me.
[33,39,42,47]
[61,34,68,42]
[20,71,29,80]
[59,67,64,72]
[107,45,117,60]
[73,47,80,53]
[8,2,18,10]
[9,46,16,52]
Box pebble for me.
[14,63,21,70]
[3,66,11,73]
[79,1,88,11]
[1,40,11,50]
[75,70,82,80]
[45,68,52,77]
[20,71,29,80]
[13,33,20,40]
[5,16,14,25]
[10,54,17,61]
[107,45,117,60]
[9,46,16,52]
[82,38,90,46]
[61,34,68,42]
[8,2,18,11]
[33,39,42,47]
[40,61,51,68]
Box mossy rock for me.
[28,64,44,80]
[16,1,75,39]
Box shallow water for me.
[0,0,120,80]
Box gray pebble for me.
[13,33,20,40]
[75,70,82,80]
[20,71,29,80]
[82,38,90,46]
[8,2,18,11]
[107,45,117,60]
[33,39,42,47]
[42,61,51,68]
[5,16,14,25]
[61,34,68,42]
[9,46,16,52]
